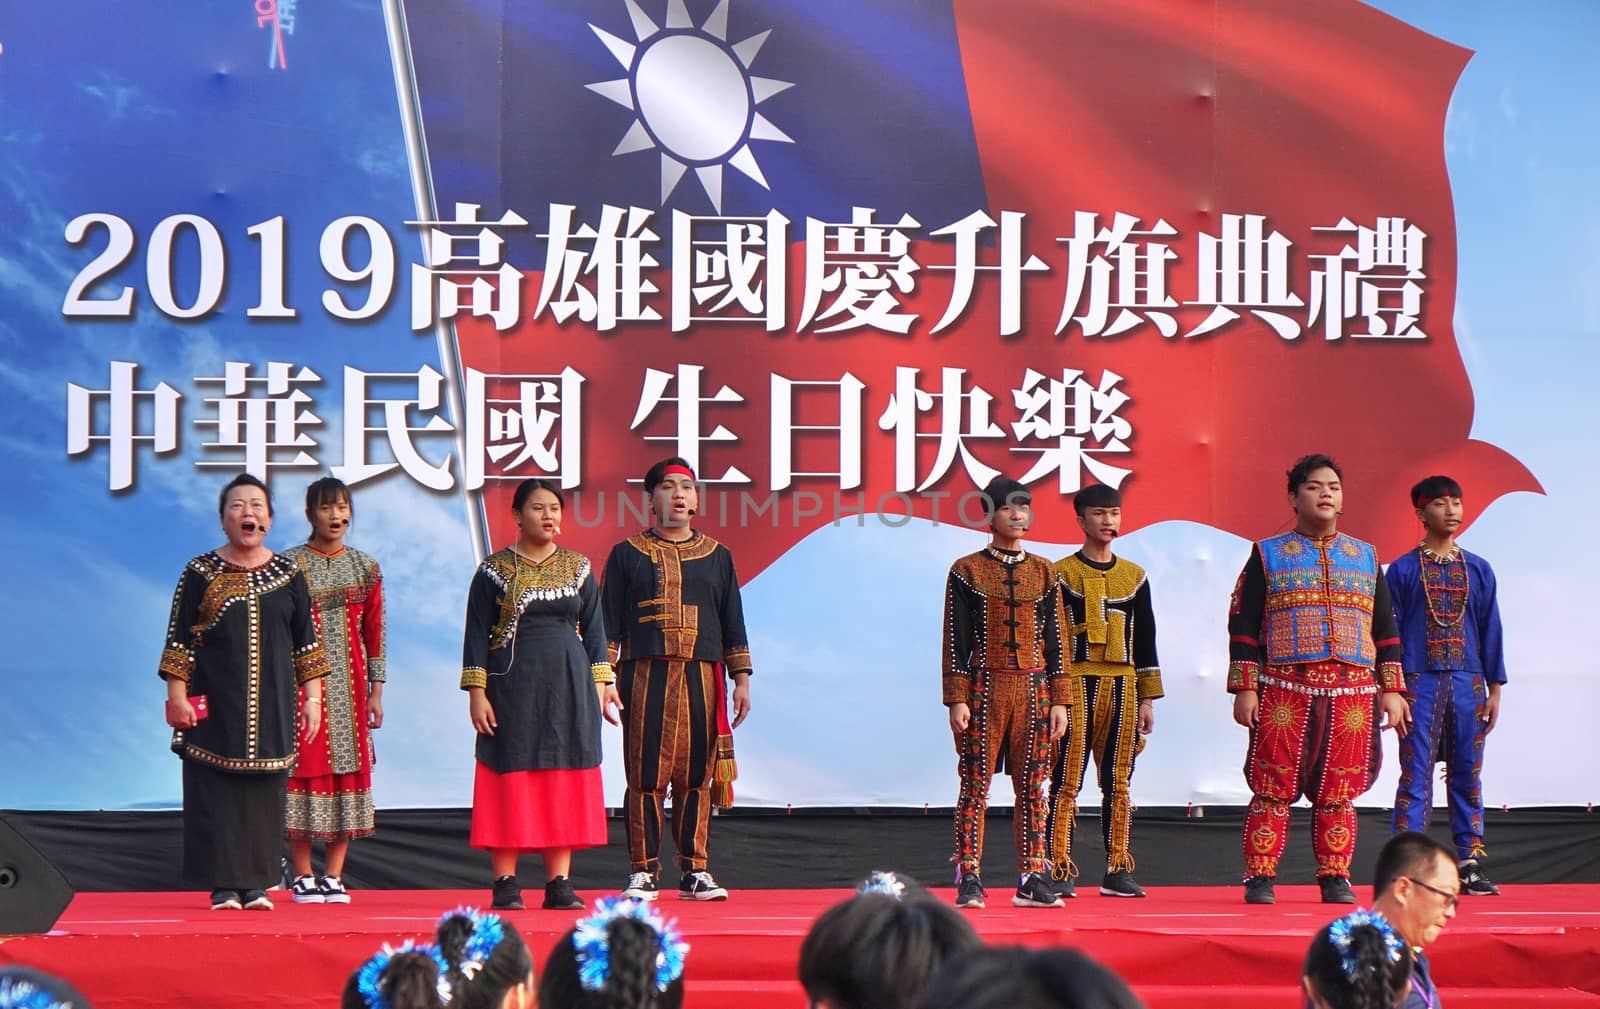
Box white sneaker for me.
[622,871,659,901]
[290,874,324,904]
[318,875,352,904]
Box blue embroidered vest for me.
[1258,532,1379,667]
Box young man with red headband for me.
[1227,454,1410,905]
[602,457,753,901]
[1386,475,1508,895]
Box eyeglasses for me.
[1405,876,1460,910]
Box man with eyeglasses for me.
[1372,830,1461,1008]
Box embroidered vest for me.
[1258,532,1378,667]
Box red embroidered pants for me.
[1241,662,1381,879]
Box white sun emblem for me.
[587,0,794,212]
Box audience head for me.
[342,944,446,1009]
[1372,831,1460,949]
[539,896,688,1009]
[0,968,94,1009]
[799,871,981,1009]
[1301,909,1413,1009]
[437,909,536,1009]
[914,945,1146,1009]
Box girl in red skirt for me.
[461,478,622,910]
[284,476,384,904]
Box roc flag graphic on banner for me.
[399,0,1538,582]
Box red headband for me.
[661,463,697,481]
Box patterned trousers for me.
[953,667,1053,875]
[1048,674,1142,876]
[1392,670,1489,860]
[1241,664,1381,879]
[620,658,718,876]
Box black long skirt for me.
[181,760,288,889]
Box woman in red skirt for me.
[284,477,385,904]
[461,478,622,910]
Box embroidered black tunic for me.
[599,530,753,674]
[159,552,330,773]
[460,547,613,772]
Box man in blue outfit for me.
[1386,475,1508,895]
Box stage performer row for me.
[157,451,1505,911]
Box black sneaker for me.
[1013,872,1066,908]
[678,870,729,901]
[1049,874,1077,899]
[241,889,275,911]
[210,889,243,911]
[1460,861,1500,896]
[542,875,584,910]
[1100,870,1146,898]
[1319,875,1356,904]
[491,874,524,911]
[290,874,324,904]
[1243,875,1276,905]
[955,873,986,909]
[622,871,659,901]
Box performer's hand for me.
[469,689,497,735]
[1482,684,1502,735]
[1047,704,1069,741]
[598,683,624,726]
[1380,693,1410,737]
[949,702,972,735]
[165,696,198,730]
[731,677,752,729]
[300,697,322,742]
[1138,698,1155,735]
[367,684,384,729]
[1232,690,1259,729]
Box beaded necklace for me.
[1418,542,1468,629]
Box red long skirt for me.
[470,762,607,852]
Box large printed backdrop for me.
[1,1,1595,812]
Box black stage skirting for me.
[4,806,1597,892]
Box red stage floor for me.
[4,886,1599,1008]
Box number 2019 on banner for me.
[61,213,397,321]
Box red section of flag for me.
[457,0,1538,582]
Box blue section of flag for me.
[403,0,990,263]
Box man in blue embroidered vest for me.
[1227,454,1409,905]
[1372,830,1459,1008]
[1386,475,1508,896]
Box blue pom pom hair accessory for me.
[857,871,908,900]
[573,896,690,994]
[354,941,449,1009]
[1327,908,1406,982]
[0,977,77,1009]
[436,907,509,980]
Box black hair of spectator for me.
[1373,830,1457,899]
[800,889,982,1009]
[437,912,535,1009]
[539,917,686,1009]
[339,950,444,1009]
[914,945,1147,1009]
[1302,917,1413,1009]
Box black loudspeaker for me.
[0,819,74,935]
